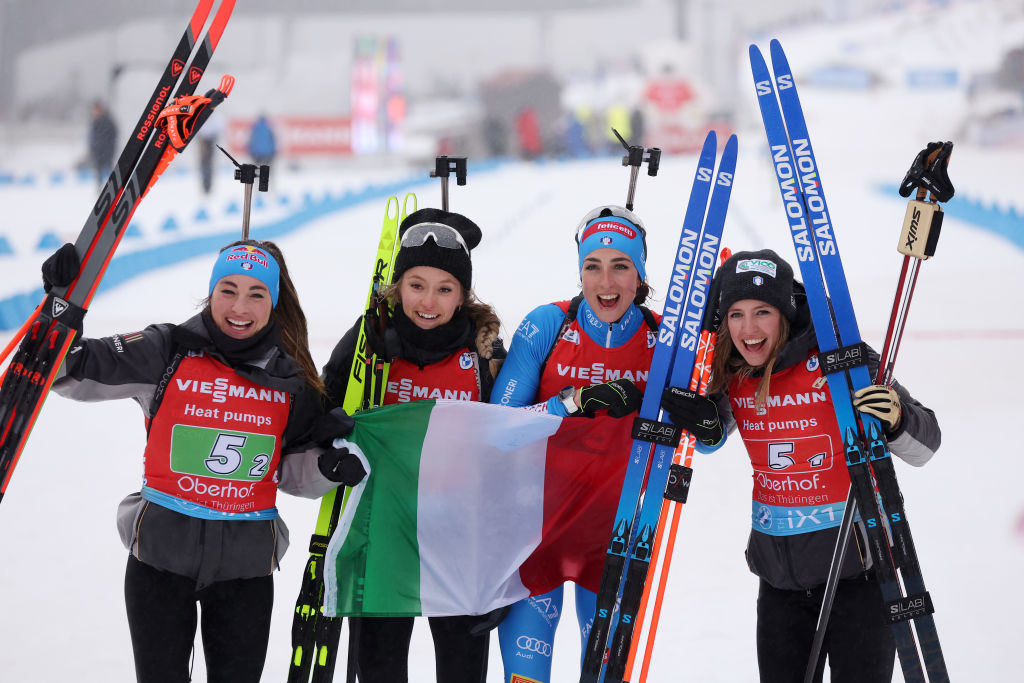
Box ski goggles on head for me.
[400,222,470,256]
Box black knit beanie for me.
[392,208,482,291]
[716,249,797,321]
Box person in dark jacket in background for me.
[321,208,505,683]
[87,100,118,186]
[47,239,357,683]
[661,249,941,683]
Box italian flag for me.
[323,399,634,617]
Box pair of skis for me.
[287,191,416,683]
[750,39,948,682]
[0,0,236,504]
[581,130,738,683]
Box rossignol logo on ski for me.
[171,59,185,77]
[51,297,69,318]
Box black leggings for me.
[124,555,274,683]
[756,572,896,683]
[352,615,489,683]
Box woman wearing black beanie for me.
[661,248,941,682]
[320,207,506,683]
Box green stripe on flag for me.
[333,399,435,615]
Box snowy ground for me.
[3,8,1024,683]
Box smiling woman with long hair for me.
[661,248,942,683]
[46,239,347,683]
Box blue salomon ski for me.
[580,131,738,683]
[750,39,947,683]
[602,134,737,683]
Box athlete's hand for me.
[41,243,79,292]
[661,386,723,447]
[310,407,355,447]
[318,447,366,486]
[853,385,902,432]
[578,378,643,418]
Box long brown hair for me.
[207,239,325,395]
[708,312,790,409]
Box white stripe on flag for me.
[416,400,559,615]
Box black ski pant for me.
[124,555,274,683]
[756,571,896,683]
[352,615,489,683]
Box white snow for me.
[2,3,1024,682]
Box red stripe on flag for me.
[518,415,634,595]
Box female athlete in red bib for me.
[321,208,505,683]
[47,240,352,683]
[492,205,669,683]
[661,249,941,683]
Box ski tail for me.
[579,131,720,683]
[602,134,737,683]
[626,247,731,683]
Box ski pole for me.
[803,141,953,683]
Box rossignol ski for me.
[0,0,236,504]
[750,39,948,682]
[580,130,737,683]
[288,192,416,683]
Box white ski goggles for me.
[400,222,470,256]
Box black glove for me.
[661,386,723,446]
[853,385,902,433]
[363,306,400,362]
[578,378,643,418]
[310,407,355,448]
[318,447,366,486]
[41,243,80,292]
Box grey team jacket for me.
[51,314,339,588]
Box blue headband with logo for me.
[208,245,280,307]
[576,215,647,280]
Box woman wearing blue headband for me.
[491,204,660,683]
[43,239,355,683]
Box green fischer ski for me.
[288,192,416,683]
